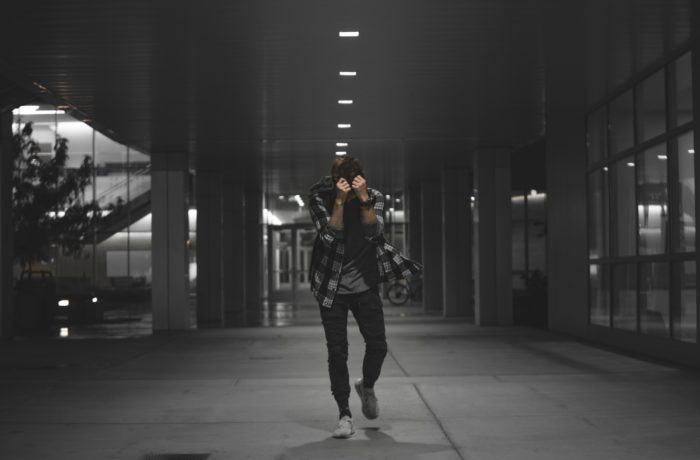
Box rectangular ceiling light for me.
[337,123,351,129]
[339,71,357,77]
[338,100,354,105]
[339,31,360,37]
[336,142,348,147]
[336,151,347,156]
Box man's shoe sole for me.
[332,430,355,439]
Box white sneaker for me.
[354,378,379,419]
[332,415,355,439]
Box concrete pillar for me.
[245,186,263,326]
[0,110,13,338]
[194,162,263,328]
[543,1,588,335]
[406,183,422,262]
[421,178,443,312]
[195,171,224,327]
[473,148,512,326]
[404,144,424,264]
[442,166,472,317]
[151,152,190,331]
[222,180,246,327]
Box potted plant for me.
[11,120,110,332]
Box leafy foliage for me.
[11,122,110,269]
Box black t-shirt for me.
[336,198,380,294]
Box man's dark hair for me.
[331,156,365,184]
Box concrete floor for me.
[1,307,700,460]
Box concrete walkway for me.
[1,310,700,460]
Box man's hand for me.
[352,175,369,202]
[336,178,351,203]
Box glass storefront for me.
[586,51,697,343]
[12,105,153,337]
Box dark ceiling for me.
[0,0,693,193]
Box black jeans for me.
[319,286,388,408]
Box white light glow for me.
[339,31,360,37]
[339,71,357,77]
[335,151,347,156]
[603,166,609,172]
[13,105,39,113]
[336,142,348,147]
[395,198,401,203]
[529,189,538,196]
[338,100,354,105]
[389,207,395,212]
[690,149,695,154]
[58,299,70,307]
[12,105,65,116]
[627,162,635,167]
[60,328,69,337]
[263,208,282,225]
[657,154,668,160]
[385,194,391,199]
[337,123,351,129]
[293,195,305,207]
[92,297,98,303]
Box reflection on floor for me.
[261,300,446,327]
[42,298,440,338]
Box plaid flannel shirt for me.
[308,177,423,308]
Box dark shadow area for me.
[274,426,455,460]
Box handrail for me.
[95,165,151,205]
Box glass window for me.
[590,264,610,327]
[612,264,637,331]
[674,261,697,343]
[669,52,693,128]
[639,262,670,337]
[637,143,668,255]
[56,116,95,203]
[95,131,128,210]
[609,90,634,154]
[676,131,695,252]
[635,69,666,143]
[128,147,151,202]
[612,157,637,256]
[512,194,526,290]
[588,170,609,259]
[587,106,607,164]
[527,192,547,273]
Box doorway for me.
[267,224,316,306]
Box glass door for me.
[267,224,316,306]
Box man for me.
[308,156,423,439]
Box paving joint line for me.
[388,343,466,458]
[412,383,468,460]
[386,346,410,377]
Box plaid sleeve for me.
[308,193,344,247]
[363,189,385,243]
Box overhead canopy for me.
[0,0,691,192]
